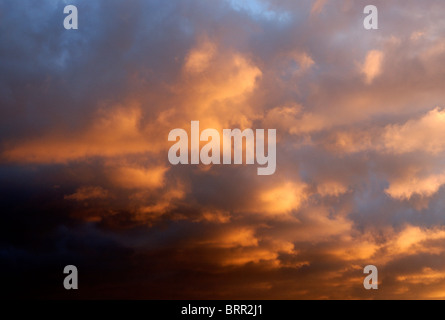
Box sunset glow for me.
[2,0,445,300]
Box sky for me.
[1,0,445,299]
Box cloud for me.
[385,171,445,200]
[264,104,327,135]
[133,184,186,223]
[2,105,160,164]
[4,0,445,300]
[397,267,445,287]
[195,210,231,223]
[108,165,168,189]
[383,107,445,154]
[64,186,109,201]
[256,181,307,216]
[360,50,384,84]
[391,226,445,255]
[323,107,445,156]
[317,181,349,197]
[184,39,216,74]
[200,227,259,248]
[311,0,328,15]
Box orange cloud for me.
[195,210,231,224]
[2,105,159,164]
[310,0,328,15]
[360,50,384,84]
[184,39,216,74]
[264,104,327,135]
[390,225,445,255]
[329,239,379,261]
[134,185,185,223]
[396,268,445,292]
[317,181,349,197]
[220,240,295,267]
[174,39,263,131]
[257,181,307,216]
[109,165,168,189]
[323,107,445,156]
[385,171,445,200]
[200,227,259,249]
[64,186,109,201]
[383,107,445,154]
